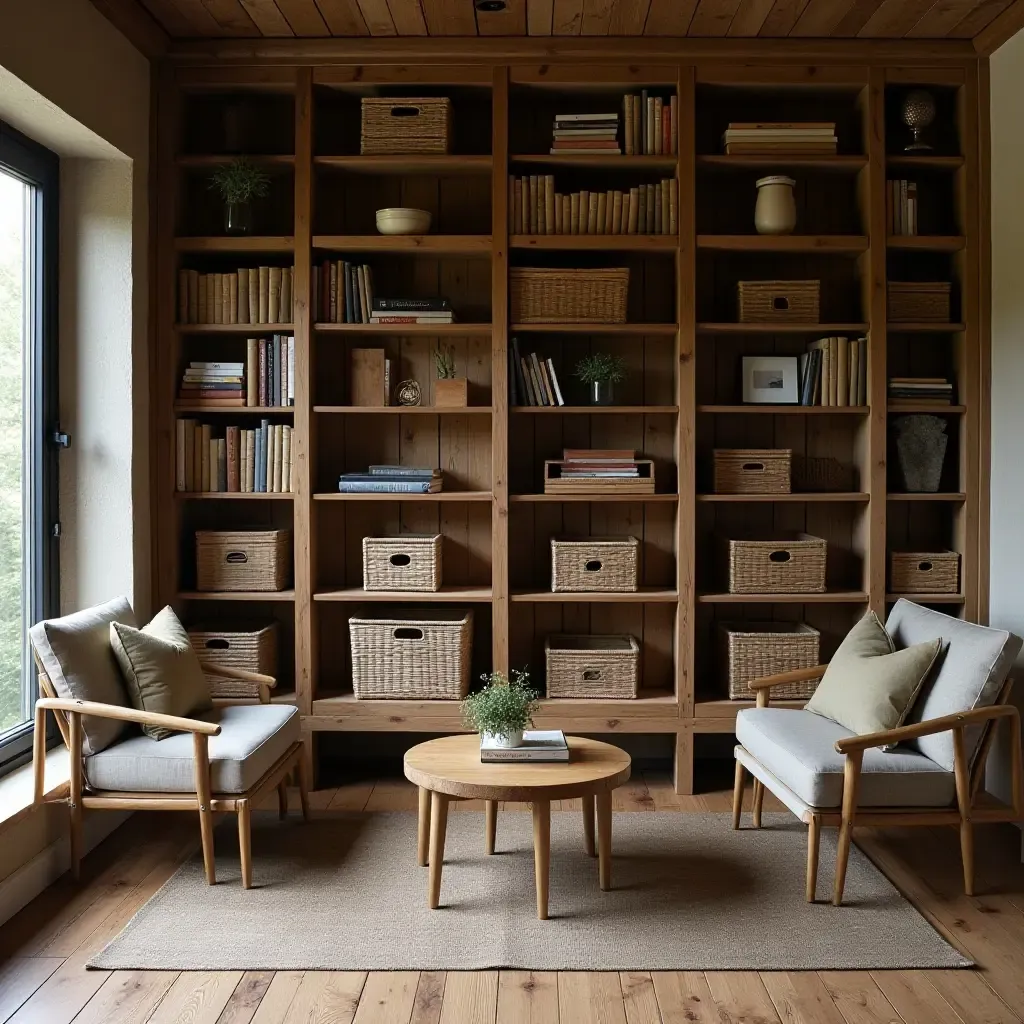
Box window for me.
[0,121,59,775]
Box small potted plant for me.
[462,669,539,749]
[209,157,271,236]
[575,352,626,406]
[433,344,468,408]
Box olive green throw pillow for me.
[805,611,941,741]
[110,606,212,740]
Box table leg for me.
[485,799,497,855]
[417,787,431,867]
[582,794,596,857]
[533,799,551,920]
[597,791,612,892]
[427,792,448,909]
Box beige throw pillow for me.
[806,611,941,741]
[110,606,212,740]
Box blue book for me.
[338,478,437,493]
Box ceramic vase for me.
[894,414,948,492]
[754,175,797,235]
[483,729,524,749]
[224,201,253,236]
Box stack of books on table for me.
[509,338,565,406]
[623,92,677,156]
[798,336,867,406]
[369,298,453,326]
[888,377,954,406]
[480,730,569,764]
[544,449,655,495]
[313,260,375,324]
[722,122,838,155]
[338,466,443,494]
[176,419,293,493]
[551,112,621,156]
[887,179,919,235]
[178,361,245,409]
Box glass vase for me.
[224,201,252,236]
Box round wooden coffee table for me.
[403,734,631,919]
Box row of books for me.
[550,111,620,156]
[339,466,442,494]
[722,121,838,156]
[177,267,294,326]
[510,176,677,235]
[509,339,565,407]
[623,93,678,156]
[313,261,376,324]
[798,336,868,407]
[888,377,954,405]
[557,449,640,479]
[175,420,294,493]
[887,179,919,236]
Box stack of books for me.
[559,449,640,480]
[370,298,453,326]
[177,266,294,326]
[175,419,294,493]
[338,465,443,494]
[178,361,245,409]
[313,260,375,324]
[509,338,565,406]
[887,179,919,236]
[722,122,838,155]
[798,336,867,407]
[480,730,569,764]
[888,377,954,406]
[623,92,677,155]
[550,112,621,156]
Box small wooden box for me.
[544,459,655,495]
[889,551,960,594]
[196,530,292,592]
[188,622,279,699]
[351,348,388,406]
[738,280,820,323]
[550,537,639,592]
[888,281,951,323]
[434,379,468,408]
[545,635,639,699]
[363,534,442,592]
[360,97,451,155]
[713,449,791,494]
[719,533,827,594]
[718,622,822,700]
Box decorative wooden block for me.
[435,379,468,408]
[351,348,388,407]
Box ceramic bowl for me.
[375,207,432,235]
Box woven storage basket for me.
[713,449,791,494]
[738,280,820,323]
[889,551,960,594]
[510,267,629,323]
[360,97,451,155]
[717,622,822,700]
[792,455,855,493]
[550,536,639,592]
[349,607,472,700]
[188,623,278,699]
[719,532,827,594]
[888,281,951,323]
[196,530,292,592]
[545,635,639,699]
[363,534,442,592]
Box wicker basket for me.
[551,537,639,592]
[889,551,960,594]
[349,607,472,700]
[792,455,855,493]
[888,281,951,323]
[720,532,827,594]
[196,530,292,592]
[718,622,822,700]
[545,635,639,698]
[713,449,791,494]
[738,280,820,323]
[360,97,451,155]
[363,534,442,592]
[188,623,278,699]
[510,267,629,324]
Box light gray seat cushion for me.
[887,599,1022,771]
[84,704,299,794]
[29,596,135,755]
[736,707,955,809]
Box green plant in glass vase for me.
[462,668,539,749]
[575,351,626,406]
[209,157,271,236]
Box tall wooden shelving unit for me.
[153,57,985,794]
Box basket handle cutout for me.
[393,626,424,641]
[225,552,248,564]
[918,561,934,572]
[768,550,792,563]
[771,296,790,311]
[582,668,603,681]
[204,639,230,650]
[388,105,422,118]
[389,553,412,567]
[742,462,765,472]
[584,559,603,572]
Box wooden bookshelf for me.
[154,62,985,796]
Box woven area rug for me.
[91,811,969,971]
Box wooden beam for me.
[973,0,1024,52]
[88,0,169,57]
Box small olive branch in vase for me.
[574,352,626,385]
[433,344,457,379]
[208,157,272,204]
[461,669,539,736]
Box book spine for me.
[654,96,663,155]
[183,419,195,491]
[344,263,354,324]
[282,425,291,492]
[513,177,523,233]
[544,175,555,235]
[339,480,432,493]
[281,267,292,321]
[192,422,203,491]
[587,193,598,234]
[268,266,281,323]
[529,352,549,406]
[178,270,188,325]
[579,191,590,234]
[837,335,849,408]
[245,268,257,325]
[653,183,662,236]
[528,175,538,234]
[258,266,269,324]
[288,337,295,406]
[175,419,186,491]
[547,358,565,406]
[624,93,634,156]
[200,424,211,491]
[628,188,639,233]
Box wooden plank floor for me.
[2,771,1024,1023]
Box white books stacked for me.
[480,730,569,763]
[722,122,838,155]
[551,112,621,156]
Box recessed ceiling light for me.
[476,0,507,11]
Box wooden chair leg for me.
[277,780,288,820]
[953,727,975,896]
[417,786,431,867]
[485,799,497,855]
[238,799,252,889]
[427,792,449,910]
[806,815,820,903]
[193,734,216,886]
[833,751,863,906]
[582,793,596,856]
[752,779,764,829]
[732,759,745,830]
[68,712,83,882]
[296,749,310,822]
[532,799,551,920]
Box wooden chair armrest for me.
[747,664,829,692]
[35,698,222,736]
[204,664,277,688]
[835,704,1018,754]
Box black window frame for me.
[0,120,60,777]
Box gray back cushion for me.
[29,596,136,755]
[886,599,1021,771]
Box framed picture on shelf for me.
[742,355,800,405]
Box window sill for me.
[0,748,69,835]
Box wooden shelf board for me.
[510,323,677,334]
[697,155,866,171]
[886,593,966,604]
[887,492,967,502]
[698,405,870,415]
[886,155,964,169]
[888,403,966,414]
[315,586,492,602]
[176,323,294,334]
[512,405,677,414]
[694,696,807,720]
[697,492,869,503]
[174,492,294,501]
[314,405,493,415]
[312,235,491,254]
[887,322,966,332]
[697,322,868,334]
[697,234,868,253]
[178,590,296,602]
[511,154,677,171]
[314,322,491,335]
[174,405,293,414]
[178,154,295,167]
[174,236,294,252]
[886,235,965,252]
[511,235,677,251]
[510,588,679,603]
[314,491,492,502]
[315,155,492,174]
[510,493,677,503]
[697,591,869,604]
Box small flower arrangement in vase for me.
[575,352,626,406]
[209,157,271,236]
[462,669,539,749]
[433,344,468,408]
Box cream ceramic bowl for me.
[375,207,432,235]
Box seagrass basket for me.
[545,635,639,698]
[363,534,442,592]
[738,280,820,323]
[717,622,821,700]
[889,551,960,594]
[719,532,827,594]
[887,281,951,323]
[550,537,639,592]
[510,267,629,323]
[349,607,472,699]
[360,97,451,155]
[713,449,791,494]
[196,530,292,592]
[188,622,278,699]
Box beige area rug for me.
[90,811,969,971]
